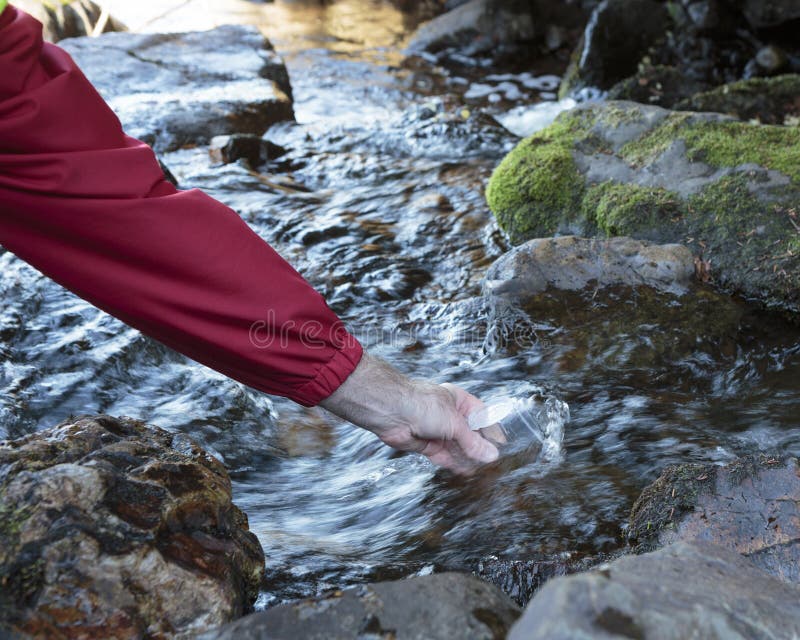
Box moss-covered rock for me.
[628,455,800,583]
[607,64,709,109]
[486,100,800,312]
[675,74,800,125]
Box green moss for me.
[619,113,692,165]
[486,112,592,243]
[0,502,29,543]
[582,182,682,236]
[622,115,800,183]
[628,462,717,552]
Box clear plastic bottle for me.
[468,393,569,460]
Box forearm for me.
[321,353,424,433]
[0,7,362,405]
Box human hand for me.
[319,353,499,472]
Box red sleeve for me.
[0,6,363,406]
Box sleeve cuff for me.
[290,337,364,407]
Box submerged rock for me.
[508,541,800,639]
[404,0,535,57]
[486,100,800,311]
[199,572,521,640]
[60,26,294,153]
[0,415,265,639]
[628,455,800,583]
[209,134,287,169]
[675,74,800,124]
[558,0,669,98]
[484,236,695,299]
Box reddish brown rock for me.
[628,454,800,583]
[0,415,265,639]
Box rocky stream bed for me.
[2,0,800,637]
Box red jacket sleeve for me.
[0,6,363,406]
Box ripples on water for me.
[3,0,800,607]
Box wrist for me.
[319,352,417,433]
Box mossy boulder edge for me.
[486,100,800,312]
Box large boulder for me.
[628,455,800,583]
[484,236,695,299]
[199,572,521,640]
[675,74,800,125]
[508,541,800,639]
[59,26,294,153]
[486,100,800,311]
[558,0,669,98]
[0,415,265,639]
[404,0,536,57]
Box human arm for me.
[321,353,499,470]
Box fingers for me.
[452,421,499,464]
[440,382,500,464]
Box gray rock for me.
[13,0,126,42]
[628,455,800,583]
[405,0,535,56]
[485,236,695,299]
[675,74,800,124]
[199,572,521,640]
[486,100,800,311]
[0,415,265,639]
[475,553,610,607]
[59,26,294,153]
[607,65,709,109]
[686,0,721,30]
[508,541,800,640]
[559,0,669,98]
[755,45,789,74]
[738,0,800,28]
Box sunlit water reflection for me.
[3,0,800,607]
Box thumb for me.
[453,420,499,464]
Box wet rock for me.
[379,102,515,160]
[675,74,800,124]
[737,0,800,29]
[558,0,669,98]
[0,415,265,639]
[508,541,800,639]
[685,0,721,31]
[486,100,800,311]
[208,134,286,168]
[754,44,790,74]
[13,0,125,42]
[475,554,608,607]
[484,236,695,299]
[405,0,536,57]
[60,26,294,153]
[628,455,800,582]
[210,134,263,167]
[199,572,521,640]
[607,64,709,108]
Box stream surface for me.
[3,0,800,607]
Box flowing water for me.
[3,0,800,607]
